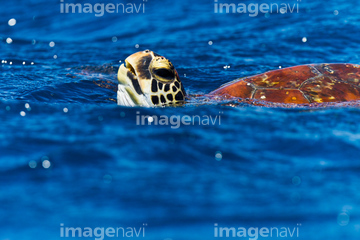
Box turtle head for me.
[117,50,186,107]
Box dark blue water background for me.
[1,0,360,239]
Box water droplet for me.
[184,74,187,77]
[20,111,26,117]
[103,174,113,183]
[42,160,51,169]
[292,176,301,185]
[8,18,16,26]
[302,37,307,43]
[53,55,58,59]
[292,97,297,101]
[25,103,30,109]
[32,39,36,45]
[208,41,213,45]
[334,10,339,15]
[112,36,117,42]
[279,66,282,69]
[280,8,286,14]
[135,44,139,48]
[29,161,37,168]
[6,38,13,44]
[148,116,154,122]
[9,62,12,65]
[260,95,266,99]
[6,106,10,111]
[31,62,34,65]
[215,151,222,161]
[337,212,350,226]
[63,108,68,113]
[23,62,26,65]
[49,41,55,47]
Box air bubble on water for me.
[208,41,213,45]
[302,37,307,43]
[280,8,286,14]
[31,62,34,65]
[337,212,350,226]
[32,39,36,45]
[6,38,13,44]
[260,95,266,99]
[112,36,117,42]
[25,103,30,109]
[135,44,139,48]
[103,174,113,184]
[63,108,68,113]
[334,10,339,15]
[215,151,222,161]
[42,160,51,169]
[53,55,58,59]
[148,116,154,122]
[292,176,301,186]
[9,62,13,65]
[119,60,122,63]
[279,66,282,69]
[49,41,55,47]
[20,111,26,117]
[8,18,16,26]
[29,161,37,169]
[1,60,4,64]
[23,62,26,65]
[184,74,186,77]
[223,65,230,69]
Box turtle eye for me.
[154,68,174,80]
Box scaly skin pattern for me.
[209,64,360,104]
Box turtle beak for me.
[117,52,153,107]
[118,60,137,85]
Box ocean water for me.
[1,0,360,239]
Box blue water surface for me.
[1,0,360,239]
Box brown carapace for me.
[209,64,360,104]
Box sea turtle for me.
[117,50,360,107]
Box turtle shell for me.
[209,64,360,104]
